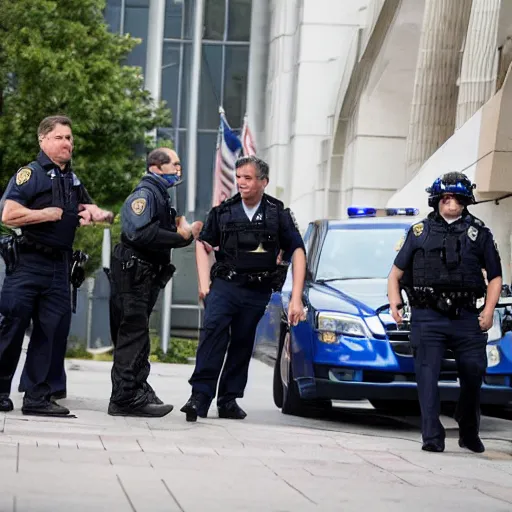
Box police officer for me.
[108,148,200,417]
[181,155,307,422]
[388,172,502,454]
[0,115,113,416]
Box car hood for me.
[308,278,389,316]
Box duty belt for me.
[18,237,68,259]
[211,262,289,292]
[405,287,482,315]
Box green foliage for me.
[0,0,171,205]
[73,215,122,277]
[66,331,198,364]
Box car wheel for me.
[370,400,421,416]
[272,327,285,408]
[280,328,305,416]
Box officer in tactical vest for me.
[0,115,113,417]
[180,155,307,422]
[388,172,502,454]
[108,148,200,418]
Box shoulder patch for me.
[16,167,32,186]
[131,198,147,215]
[412,222,424,237]
[264,194,284,209]
[395,234,406,251]
[467,225,479,241]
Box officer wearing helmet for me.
[387,172,502,454]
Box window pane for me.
[204,0,225,41]
[196,131,218,217]
[228,0,252,41]
[124,3,149,69]
[223,46,249,128]
[179,44,192,128]
[104,0,122,33]
[164,0,183,38]
[199,45,223,129]
[183,0,196,39]
[161,42,181,127]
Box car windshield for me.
[316,227,409,281]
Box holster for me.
[0,234,20,275]
[405,286,481,316]
[70,250,89,313]
[156,263,176,289]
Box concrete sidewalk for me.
[1,356,512,511]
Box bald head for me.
[147,147,181,177]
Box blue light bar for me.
[347,207,377,218]
[386,208,419,216]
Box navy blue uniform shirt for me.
[3,152,92,251]
[199,194,305,261]
[394,212,502,282]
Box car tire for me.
[272,327,285,409]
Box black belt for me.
[19,240,68,260]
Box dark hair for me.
[147,149,171,168]
[235,155,269,180]
[38,115,72,137]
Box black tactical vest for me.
[23,161,81,251]
[121,174,177,264]
[216,194,281,273]
[411,216,486,293]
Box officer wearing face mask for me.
[108,148,201,418]
[388,172,502,454]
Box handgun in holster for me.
[0,234,20,275]
[156,263,176,289]
[70,250,89,313]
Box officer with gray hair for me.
[181,155,307,422]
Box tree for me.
[0,0,171,207]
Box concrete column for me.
[186,0,205,214]
[456,0,500,129]
[145,0,166,104]
[404,0,473,179]
[246,0,270,152]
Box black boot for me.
[22,399,70,417]
[421,442,445,453]
[180,393,210,422]
[0,395,13,412]
[108,402,173,418]
[459,436,485,453]
[218,399,247,420]
[143,383,163,405]
[50,390,67,401]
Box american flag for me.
[241,114,256,156]
[212,109,242,207]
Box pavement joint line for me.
[282,478,318,505]
[161,479,185,512]
[136,439,144,452]
[12,495,16,512]
[388,450,435,472]
[116,474,137,512]
[475,485,512,506]
[357,452,416,487]
[15,443,19,473]
[99,435,107,450]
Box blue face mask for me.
[161,174,181,187]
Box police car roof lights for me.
[347,207,377,218]
[347,206,419,218]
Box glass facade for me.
[104,0,252,220]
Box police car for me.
[254,207,512,416]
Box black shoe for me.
[218,400,247,420]
[143,383,163,405]
[50,390,67,401]
[0,396,13,412]
[22,400,70,417]
[459,436,485,453]
[108,402,173,418]
[180,393,210,422]
[421,442,445,453]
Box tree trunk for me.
[405,0,473,179]
[456,0,500,129]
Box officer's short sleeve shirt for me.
[393,227,419,271]
[480,228,502,282]
[198,207,221,247]
[278,207,305,260]
[5,167,40,206]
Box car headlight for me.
[317,312,376,340]
[486,345,500,368]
